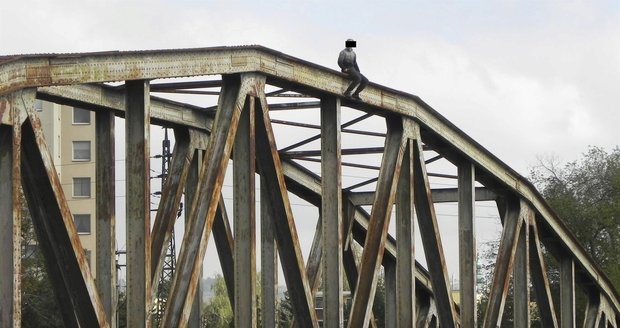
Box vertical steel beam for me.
[0,126,17,328]
[411,133,457,328]
[321,96,343,328]
[255,94,318,328]
[514,213,530,326]
[96,109,117,328]
[20,89,108,327]
[234,96,257,327]
[458,162,476,326]
[125,80,152,328]
[0,96,21,328]
[384,261,397,328]
[185,149,202,328]
[348,116,406,328]
[529,219,559,328]
[483,199,524,327]
[163,74,255,328]
[396,139,415,327]
[261,175,278,328]
[560,254,575,328]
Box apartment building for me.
[37,99,97,277]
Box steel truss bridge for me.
[0,46,618,327]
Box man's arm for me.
[338,51,346,70]
[353,52,360,72]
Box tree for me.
[476,240,518,327]
[277,291,295,326]
[530,146,620,290]
[476,147,620,325]
[20,191,64,328]
[372,272,386,328]
[115,290,126,328]
[202,274,233,327]
[477,240,550,327]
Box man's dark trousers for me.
[344,68,368,96]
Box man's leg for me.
[353,74,369,98]
[344,70,362,96]
[344,82,358,97]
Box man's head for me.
[345,39,356,48]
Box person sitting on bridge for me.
[338,39,368,101]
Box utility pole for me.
[153,128,179,327]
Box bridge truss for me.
[0,46,618,327]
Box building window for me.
[74,214,91,234]
[73,141,91,161]
[35,100,43,112]
[73,177,91,197]
[73,107,91,124]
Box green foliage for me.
[277,291,294,326]
[530,146,620,290]
[117,290,127,328]
[20,249,64,328]
[476,241,517,327]
[201,274,233,328]
[153,277,173,327]
[372,273,386,328]
[255,274,262,327]
[477,146,620,325]
[20,194,64,328]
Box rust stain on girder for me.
[26,65,52,85]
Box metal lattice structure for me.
[154,127,178,326]
[0,46,619,327]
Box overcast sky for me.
[3,0,619,280]
[3,0,619,174]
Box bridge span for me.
[1,46,618,327]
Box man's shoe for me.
[352,94,362,101]
[344,92,354,100]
